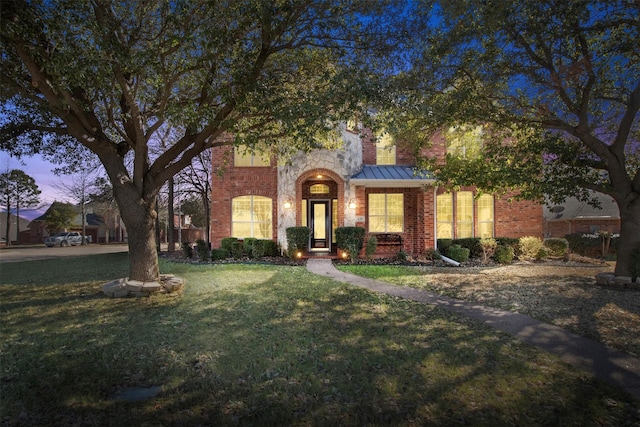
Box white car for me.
[44,232,89,247]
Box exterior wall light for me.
[284,200,292,209]
[348,199,357,209]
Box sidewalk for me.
[306,258,640,399]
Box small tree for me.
[0,169,40,246]
[44,202,76,234]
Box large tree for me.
[0,168,41,245]
[1,0,400,281]
[388,0,639,277]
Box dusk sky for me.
[0,150,67,213]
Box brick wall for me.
[210,145,278,248]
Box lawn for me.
[337,263,640,358]
[1,254,639,426]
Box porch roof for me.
[349,165,435,188]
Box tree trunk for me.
[119,196,160,282]
[168,178,175,252]
[4,202,11,247]
[614,196,640,277]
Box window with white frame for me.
[234,145,269,167]
[231,196,272,238]
[477,194,494,238]
[455,191,474,238]
[368,193,403,232]
[436,193,453,239]
[375,132,396,165]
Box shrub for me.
[286,226,311,258]
[181,241,193,259]
[230,241,244,259]
[479,238,498,263]
[221,237,238,255]
[519,236,545,260]
[211,248,228,260]
[453,238,482,258]
[437,239,453,253]
[564,233,619,257]
[243,237,258,258]
[195,239,210,261]
[494,245,514,264]
[335,227,366,262]
[365,235,378,260]
[446,244,470,263]
[424,248,441,261]
[496,237,520,254]
[396,250,408,262]
[544,238,569,257]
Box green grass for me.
[1,255,638,426]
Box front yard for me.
[1,254,638,426]
[337,261,640,358]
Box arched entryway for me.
[296,169,344,254]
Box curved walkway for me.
[306,258,640,399]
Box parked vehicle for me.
[44,232,90,247]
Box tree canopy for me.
[0,0,404,281]
[384,0,639,276]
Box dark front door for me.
[309,200,330,251]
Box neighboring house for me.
[210,124,543,256]
[544,192,620,238]
[0,211,31,245]
[27,201,127,244]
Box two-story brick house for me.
[210,123,542,256]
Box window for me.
[234,145,269,167]
[368,193,403,232]
[436,193,453,239]
[446,125,483,159]
[477,194,494,238]
[310,184,329,195]
[375,132,396,165]
[456,191,473,238]
[232,196,272,239]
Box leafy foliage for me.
[335,226,366,262]
[0,169,40,244]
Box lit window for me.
[232,196,272,239]
[234,145,269,167]
[446,125,483,159]
[368,193,403,232]
[456,191,473,238]
[436,193,453,239]
[477,194,494,238]
[310,184,329,194]
[375,132,396,165]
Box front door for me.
[309,200,330,251]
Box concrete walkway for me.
[306,258,640,399]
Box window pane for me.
[437,193,453,239]
[477,194,494,238]
[231,195,272,238]
[310,184,329,194]
[376,132,396,165]
[368,193,403,233]
[456,192,473,238]
[234,145,269,167]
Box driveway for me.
[0,244,129,263]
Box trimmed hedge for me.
[221,237,238,255]
[446,244,470,263]
[452,238,482,258]
[335,227,366,262]
[286,226,311,257]
[195,239,210,261]
[544,238,569,257]
[211,248,228,260]
[494,245,514,264]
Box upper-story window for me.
[375,131,396,165]
[446,125,483,159]
[234,145,269,167]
